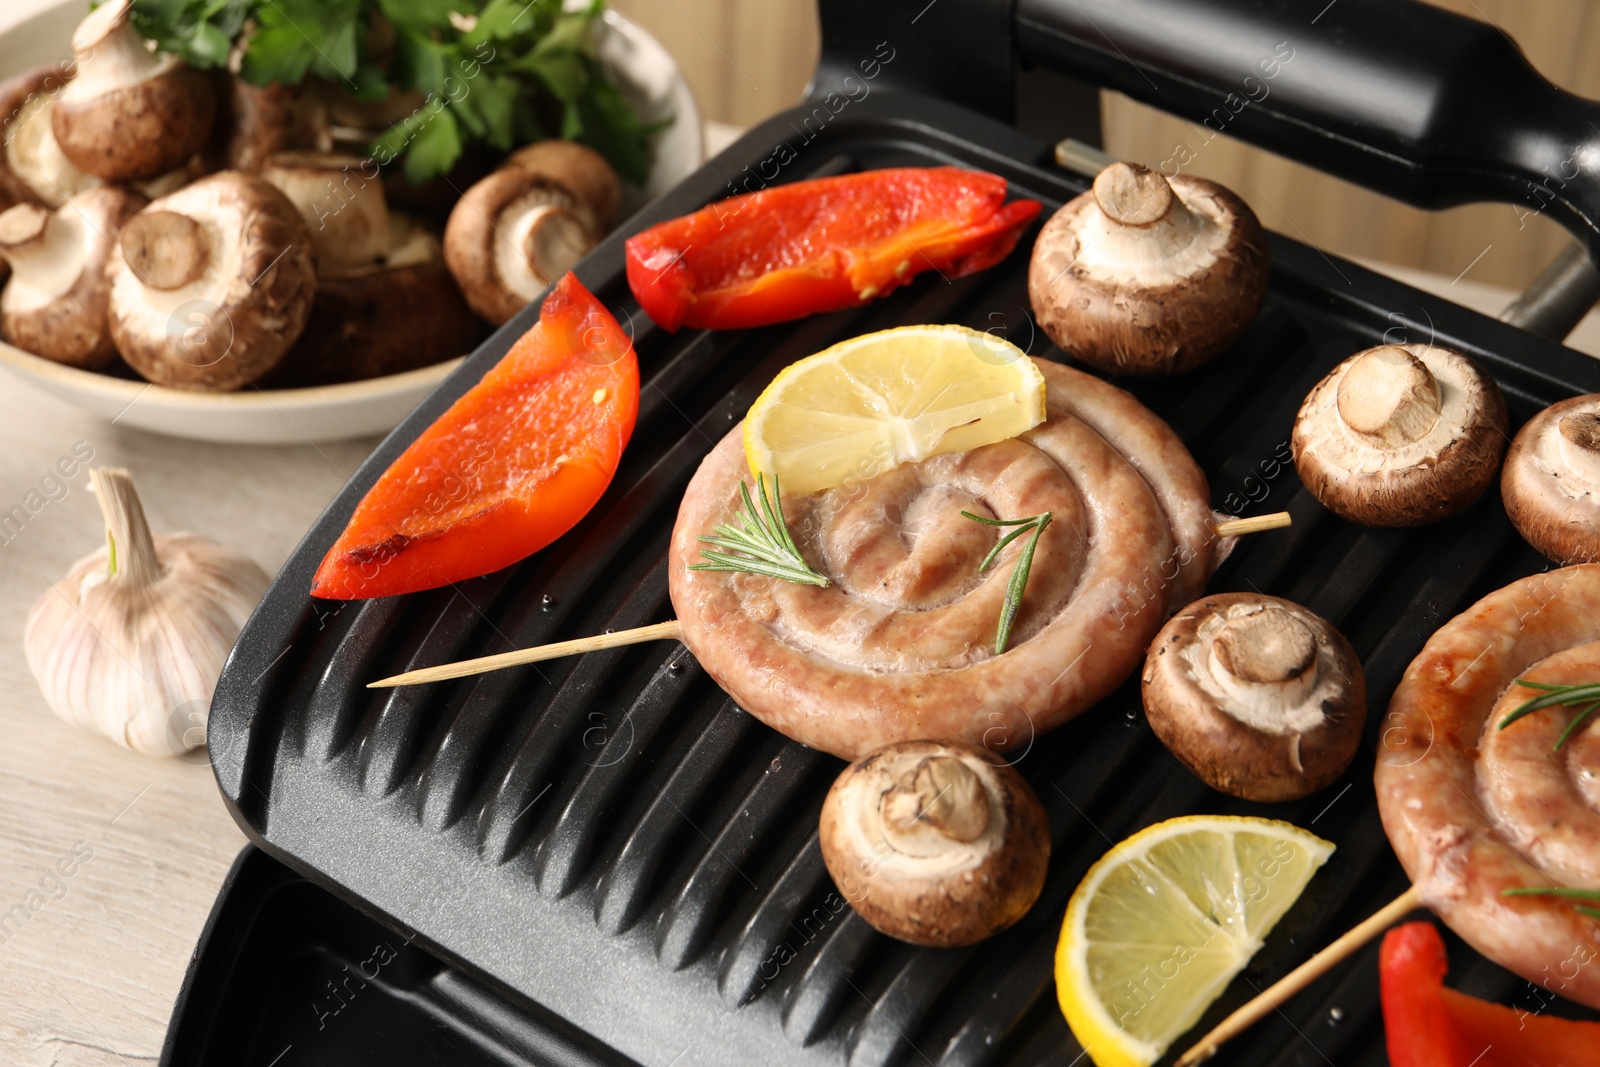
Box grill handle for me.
[1014,0,1600,262]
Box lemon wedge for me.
[1056,815,1334,1067]
[743,324,1047,495]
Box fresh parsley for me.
[128,0,661,184]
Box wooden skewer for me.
[366,514,1292,689]
[1214,511,1292,538]
[368,619,684,688]
[1174,885,1423,1066]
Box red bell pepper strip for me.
[311,273,639,600]
[1381,921,1600,1067]
[624,167,1042,332]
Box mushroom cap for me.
[107,172,316,391]
[1502,392,1600,564]
[1027,162,1270,376]
[506,139,622,232]
[261,151,390,273]
[0,185,146,369]
[819,740,1050,947]
[1292,343,1508,526]
[206,75,331,175]
[319,83,427,130]
[443,167,599,325]
[0,67,54,206]
[52,0,216,182]
[261,213,483,388]
[0,66,99,208]
[1141,592,1366,802]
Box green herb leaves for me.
[1501,885,1600,920]
[1498,679,1600,751]
[963,510,1052,655]
[130,0,252,69]
[688,488,1054,654]
[690,475,830,588]
[130,0,660,184]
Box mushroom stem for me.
[881,755,991,852]
[0,203,53,266]
[119,210,211,290]
[1092,162,1178,228]
[1335,346,1443,446]
[70,0,163,90]
[1557,412,1600,485]
[1208,606,1320,714]
[522,204,592,283]
[0,202,81,295]
[1078,162,1219,284]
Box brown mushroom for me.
[1028,161,1270,376]
[206,76,332,175]
[51,0,216,182]
[258,152,481,387]
[1292,343,1508,526]
[0,65,99,208]
[107,172,316,391]
[1501,393,1600,564]
[819,740,1050,948]
[262,152,391,271]
[1141,593,1365,802]
[0,186,147,368]
[443,143,621,325]
[505,140,622,233]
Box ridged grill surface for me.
[210,95,1600,1066]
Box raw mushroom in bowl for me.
[51,0,215,182]
[1028,161,1270,376]
[1501,393,1600,563]
[1292,343,1508,526]
[819,740,1050,948]
[259,152,480,386]
[107,172,317,391]
[207,80,332,175]
[444,141,620,325]
[0,186,147,368]
[0,65,98,208]
[1141,592,1366,802]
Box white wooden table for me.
[0,373,379,1065]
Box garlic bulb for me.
[24,468,270,756]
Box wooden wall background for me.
[610,0,1600,291]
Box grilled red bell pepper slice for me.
[311,273,638,600]
[1381,921,1600,1067]
[624,166,1041,332]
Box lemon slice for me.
[1056,815,1334,1067]
[743,325,1047,495]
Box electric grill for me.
[167,1,1600,1063]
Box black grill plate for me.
[209,94,1600,1067]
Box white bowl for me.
[0,3,701,445]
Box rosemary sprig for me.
[1501,885,1600,920]
[962,510,1052,655]
[689,474,829,587]
[1498,679,1600,751]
